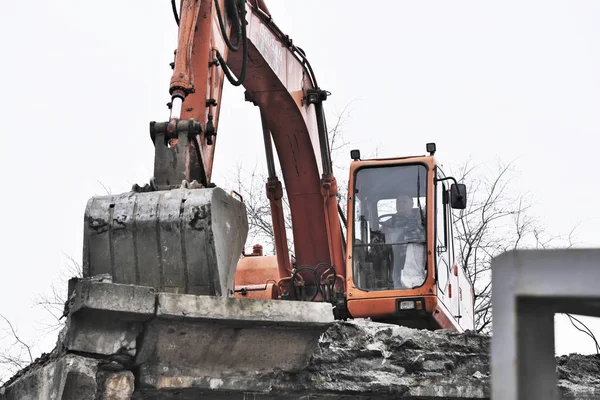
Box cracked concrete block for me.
[135,318,329,393]
[135,293,335,393]
[62,280,156,357]
[63,313,142,356]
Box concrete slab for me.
[156,293,335,326]
[70,279,155,320]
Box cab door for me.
[435,169,459,319]
[448,206,475,330]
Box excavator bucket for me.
[83,187,248,296]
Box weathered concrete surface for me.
[69,279,155,318]
[139,294,335,393]
[63,280,155,356]
[136,319,329,393]
[0,353,135,400]
[0,354,99,400]
[157,292,334,325]
[98,371,135,400]
[2,279,600,399]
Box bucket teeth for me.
[83,187,248,296]
[180,180,204,189]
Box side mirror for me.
[450,183,467,209]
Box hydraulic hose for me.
[215,0,242,51]
[214,0,248,86]
[171,0,180,25]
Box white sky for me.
[1,0,599,372]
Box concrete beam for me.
[137,294,335,392]
[70,279,156,319]
[491,249,600,400]
[156,292,334,326]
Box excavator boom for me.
[84,0,344,303]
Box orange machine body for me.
[344,156,474,331]
[167,0,473,331]
[235,153,475,331]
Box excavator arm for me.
[85,0,345,304]
[166,0,345,289]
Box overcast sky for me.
[1,0,599,374]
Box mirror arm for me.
[435,176,459,185]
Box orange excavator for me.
[83,0,474,332]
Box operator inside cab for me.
[352,164,428,291]
[379,195,427,289]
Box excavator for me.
[83,0,474,332]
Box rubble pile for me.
[262,319,490,398]
[1,280,599,399]
[556,353,600,399]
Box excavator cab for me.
[351,164,428,291]
[345,145,474,331]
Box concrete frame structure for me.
[491,249,600,400]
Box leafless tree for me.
[449,159,576,334]
[0,255,81,384]
[232,161,294,255]
[0,315,33,384]
[34,254,82,334]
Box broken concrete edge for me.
[1,345,597,400]
[0,350,55,392]
[0,353,134,400]
[0,330,597,399]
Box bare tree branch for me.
[0,316,32,365]
[449,158,578,334]
[0,314,35,383]
[97,180,112,195]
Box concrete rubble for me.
[1,278,599,399]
